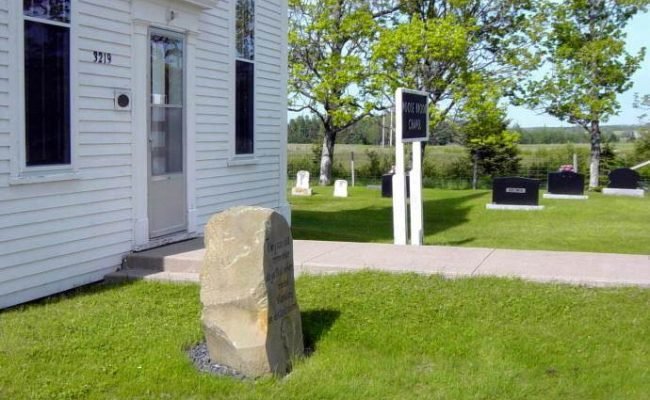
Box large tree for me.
[517,0,648,188]
[288,0,393,185]
[371,0,541,129]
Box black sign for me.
[492,177,540,205]
[608,168,640,189]
[547,171,585,195]
[400,91,428,142]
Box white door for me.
[148,29,187,238]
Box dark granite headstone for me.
[381,174,392,197]
[492,177,540,206]
[608,168,640,189]
[547,171,585,195]
[381,173,410,198]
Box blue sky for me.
[508,11,650,127]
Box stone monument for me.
[487,177,544,210]
[603,168,644,197]
[200,207,304,377]
[291,170,312,196]
[333,179,348,197]
[544,171,588,200]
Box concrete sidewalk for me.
[294,241,650,287]
[108,239,650,288]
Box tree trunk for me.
[588,120,601,189]
[319,131,336,185]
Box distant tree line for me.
[289,115,637,145]
[513,126,626,144]
[288,115,385,145]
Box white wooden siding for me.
[0,0,133,309]
[0,2,9,188]
[0,0,288,309]
[194,0,287,229]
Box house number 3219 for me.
[93,51,112,64]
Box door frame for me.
[132,10,198,249]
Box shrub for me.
[358,150,393,179]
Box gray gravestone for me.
[200,207,304,377]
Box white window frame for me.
[9,1,79,184]
[229,0,257,164]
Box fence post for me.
[351,151,355,187]
[573,153,578,173]
[389,107,393,147]
[381,114,385,148]
[472,155,478,190]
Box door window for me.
[150,33,184,175]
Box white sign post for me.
[392,135,408,245]
[393,88,429,246]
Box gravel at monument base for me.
[187,342,247,380]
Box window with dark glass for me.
[23,0,71,166]
[236,61,254,154]
[235,0,254,155]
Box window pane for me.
[24,20,70,166]
[24,0,71,23]
[150,107,183,175]
[236,0,254,60]
[151,35,183,106]
[236,60,254,155]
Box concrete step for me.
[106,268,199,284]
[123,238,204,273]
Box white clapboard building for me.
[0,0,289,309]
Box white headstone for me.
[291,170,312,196]
[333,179,348,197]
[296,170,310,189]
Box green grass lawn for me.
[1,274,649,399]
[290,187,650,254]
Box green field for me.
[1,274,649,399]
[288,143,642,187]
[290,187,650,255]
[288,143,636,167]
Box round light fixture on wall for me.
[114,90,132,111]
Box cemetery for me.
[2,0,650,398]
[290,186,649,255]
